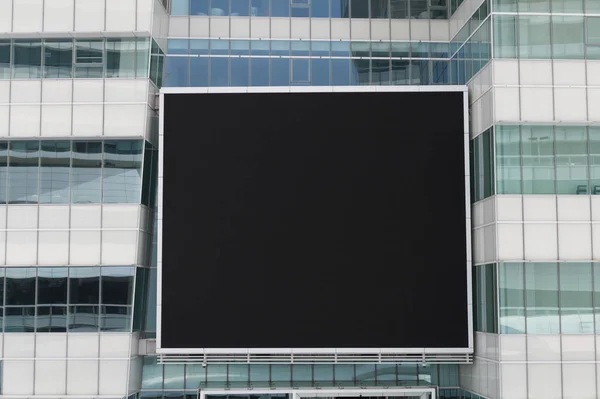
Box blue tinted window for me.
[291,41,310,56]
[190,0,209,15]
[312,0,330,17]
[210,39,229,55]
[271,41,290,56]
[351,59,370,84]
[312,58,330,85]
[292,58,310,82]
[311,41,330,57]
[190,57,209,86]
[251,41,270,56]
[231,0,250,15]
[251,0,269,15]
[372,59,391,85]
[271,0,290,16]
[190,40,209,55]
[291,5,310,17]
[271,58,290,86]
[331,0,347,17]
[431,42,450,58]
[411,42,430,58]
[171,0,190,14]
[391,60,410,84]
[168,39,189,55]
[350,0,369,18]
[6,268,36,306]
[351,42,370,57]
[231,57,250,86]
[332,41,351,57]
[40,141,70,204]
[13,40,42,79]
[331,58,350,85]
[433,60,450,84]
[251,58,269,86]
[211,0,229,15]
[210,57,229,86]
[164,57,189,87]
[231,40,250,55]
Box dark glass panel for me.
[271,58,290,86]
[164,57,189,87]
[40,141,70,204]
[71,141,102,203]
[101,266,135,305]
[210,57,229,86]
[13,40,42,78]
[38,267,68,305]
[43,40,73,78]
[68,305,100,332]
[0,40,9,78]
[8,141,39,204]
[0,142,7,203]
[36,306,67,332]
[331,58,350,85]
[190,57,209,87]
[250,58,269,86]
[5,306,34,332]
[5,267,36,306]
[103,140,143,203]
[231,57,250,86]
[69,267,100,305]
[311,58,330,86]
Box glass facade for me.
[0,37,154,80]
[0,266,135,333]
[0,140,157,206]
[171,0,448,19]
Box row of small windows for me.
[450,0,489,48]
[128,390,482,399]
[471,126,600,202]
[167,39,452,58]
[493,0,600,13]
[0,266,134,333]
[0,140,158,207]
[494,15,600,60]
[0,38,151,80]
[170,0,448,19]
[142,358,459,390]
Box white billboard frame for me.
[156,86,473,357]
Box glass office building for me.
[0,0,598,398]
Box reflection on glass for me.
[231,57,250,86]
[496,126,521,194]
[311,41,330,57]
[106,39,137,78]
[37,306,67,332]
[559,263,593,334]
[137,38,151,78]
[251,58,269,86]
[210,39,229,55]
[44,40,73,78]
[391,60,410,85]
[231,40,250,56]
[590,128,600,194]
[351,59,370,85]
[271,41,290,57]
[101,305,132,332]
[13,40,42,78]
[292,58,310,83]
[493,15,517,58]
[6,268,36,306]
[0,143,7,203]
[75,40,104,78]
[0,41,9,79]
[69,267,100,305]
[518,15,551,59]
[72,141,102,203]
[228,364,249,386]
[271,58,290,86]
[526,263,560,334]
[312,0,330,17]
[190,39,209,55]
[518,0,549,12]
[371,59,390,85]
[38,267,68,305]
[171,0,190,15]
[165,57,189,87]
[555,127,588,194]
[334,365,354,385]
[40,141,70,204]
[191,0,209,15]
[271,0,290,16]
[103,140,143,203]
[5,307,35,332]
[552,16,584,60]
[8,141,39,204]
[210,57,229,86]
[164,364,186,389]
[185,364,207,389]
[101,266,134,305]
[231,0,250,16]
[522,126,555,194]
[68,305,99,332]
[355,364,376,383]
[271,364,291,386]
[312,58,330,86]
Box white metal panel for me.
[520,87,554,122]
[36,334,68,358]
[527,335,561,361]
[410,20,429,40]
[523,196,557,221]
[38,231,70,264]
[557,196,591,221]
[42,80,73,103]
[519,60,552,85]
[524,223,558,260]
[100,333,132,358]
[69,231,101,265]
[230,17,250,38]
[35,360,67,395]
[558,223,592,260]
[4,333,35,358]
[310,18,330,40]
[101,230,137,264]
[350,19,370,40]
[67,360,99,395]
[493,87,519,122]
[3,360,35,395]
[44,0,75,32]
[0,0,12,33]
[553,60,586,86]
[370,19,390,41]
[102,204,140,229]
[496,224,523,260]
[6,231,37,264]
[492,60,519,86]
[12,0,43,33]
[7,205,38,229]
[104,104,146,136]
[562,335,595,361]
[99,360,129,395]
[38,205,70,229]
[41,104,72,136]
[106,0,136,31]
[554,87,587,122]
[562,364,596,399]
[71,205,101,228]
[67,333,100,358]
[74,0,105,32]
[527,364,562,399]
[72,104,104,136]
[499,335,526,361]
[271,17,290,39]
[495,196,522,221]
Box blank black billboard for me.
[161,90,468,350]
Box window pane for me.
[334,365,354,385]
[101,266,135,305]
[103,140,143,203]
[6,268,36,306]
[230,40,250,56]
[0,41,10,79]
[171,0,190,14]
[555,126,588,195]
[560,263,593,334]
[372,59,390,85]
[553,0,582,13]
[496,126,521,194]
[211,0,229,15]
[72,141,102,203]
[36,305,67,332]
[40,141,70,204]
[38,267,68,305]
[371,42,390,58]
[165,57,189,87]
[231,57,250,86]
[391,60,410,84]
[190,0,209,15]
[522,126,555,194]
[331,58,350,85]
[291,40,309,56]
[136,38,151,78]
[312,58,330,86]
[190,39,209,55]
[5,307,34,332]
[292,58,310,83]
[493,15,517,58]
[231,0,250,15]
[291,5,309,17]
[68,305,99,332]
[518,0,549,12]
[494,0,517,11]
[190,57,209,87]
[101,305,132,331]
[355,364,376,383]
[0,143,8,204]
[590,127,600,194]
[292,364,312,386]
[251,40,269,56]
[271,0,290,16]
[43,40,73,78]
[142,357,163,389]
[350,0,369,17]
[271,58,290,86]
[312,0,330,17]
[250,58,269,86]
[311,41,330,57]
[351,59,370,85]
[332,41,351,57]
[390,0,408,17]
[587,0,600,13]
[499,263,525,334]
[70,267,100,304]
[8,141,39,204]
[518,16,551,59]
[13,40,42,79]
[313,364,333,385]
[210,57,229,86]
[272,40,290,56]
[251,0,269,15]
[185,364,206,389]
[75,40,104,78]
[594,263,600,333]
[371,0,389,18]
[106,39,137,77]
[526,263,559,334]
[552,16,584,60]
[210,39,229,55]
[164,364,186,389]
